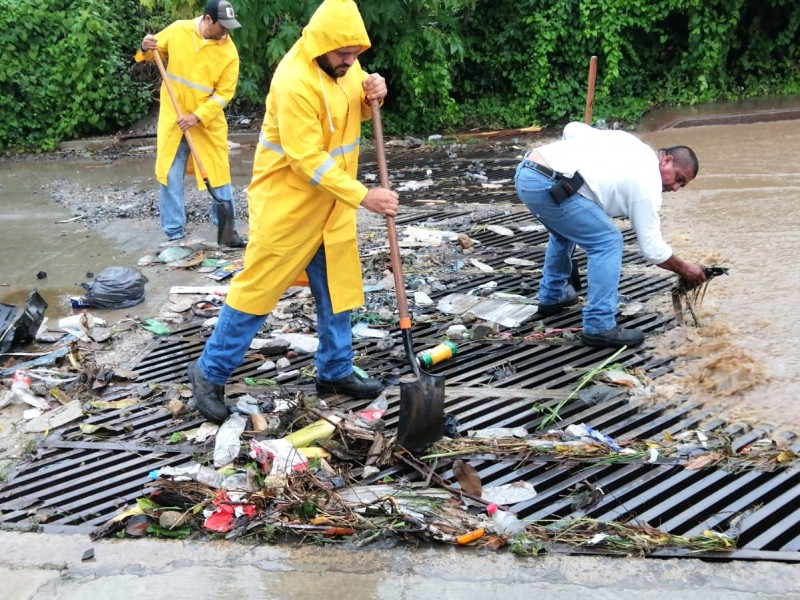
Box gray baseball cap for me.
[204,0,242,30]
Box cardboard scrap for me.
[25,400,83,433]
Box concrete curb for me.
[58,131,261,152]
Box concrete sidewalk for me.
[3,530,798,599]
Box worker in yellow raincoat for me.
[136,0,244,247]
[187,0,400,423]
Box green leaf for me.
[146,525,191,538]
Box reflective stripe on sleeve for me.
[166,72,214,94]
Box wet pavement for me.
[0,150,254,320]
[2,102,800,597]
[2,530,799,599]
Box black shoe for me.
[581,326,644,349]
[537,284,579,317]
[226,230,247,248]
[187,360,229,423]
[316,371,384,399]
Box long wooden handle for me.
[370,99,412,331]
[152,50,211,181]
[584,55,598,125]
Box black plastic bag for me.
[0,290,48,353]
[80,267,148,309]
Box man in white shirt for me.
[514,122,706,348]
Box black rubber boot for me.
[226,230,247,248]
[537,284,579,317]
[187,360,229,423]
[315,371,384,399]
[581,326,644,349]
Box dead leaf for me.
[684,452,722,470]
[483,534,508,550]
[601,370,642,388]
[453,459,483,497]
[124,515,154,537]
[80,422,126,435]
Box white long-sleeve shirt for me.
[536,122,672,264]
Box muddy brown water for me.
[0,114,798,432]
[641,119,800,430]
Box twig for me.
[393,451,508,510]
[683,293,702,326]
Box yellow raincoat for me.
[226,0,373,315]
[135,19,239,189]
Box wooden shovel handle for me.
[152,50,211,181]
[370,99,412,330]
[584,55,598,125]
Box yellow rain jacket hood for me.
[226,0,374,316]
[135,19,239,189]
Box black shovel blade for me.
[208,183,234,246]
[395,370,446,452]
[215,200,234,246]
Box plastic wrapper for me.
[213,413,247,467]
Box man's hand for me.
[363,73,387,102]
[678,262,707,289]
[361,187,399,216]
[658,255,707,289]
[141,34,158,52]
[177,114,201,131]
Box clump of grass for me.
[534,347,626,429]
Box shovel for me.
[152,50,234,246]
[370,99,445,451]
[569,55,599,293]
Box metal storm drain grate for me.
[3,385,799,560]
[2,143,799,561]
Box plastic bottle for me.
[357,394,388,421]
[486,503,526,536]
[10,370,49,410]
[282,415,342,448]
[417,341,458,369]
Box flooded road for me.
[1,115,799,431]
[641,119,800,429]
[0,149,255,319]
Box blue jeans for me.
[514,161,622,334]
[158,138,235,240]
[198,245,355,384]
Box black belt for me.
[521,158,585,204]
[522,159,562,180]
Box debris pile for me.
[82,396,744,555]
